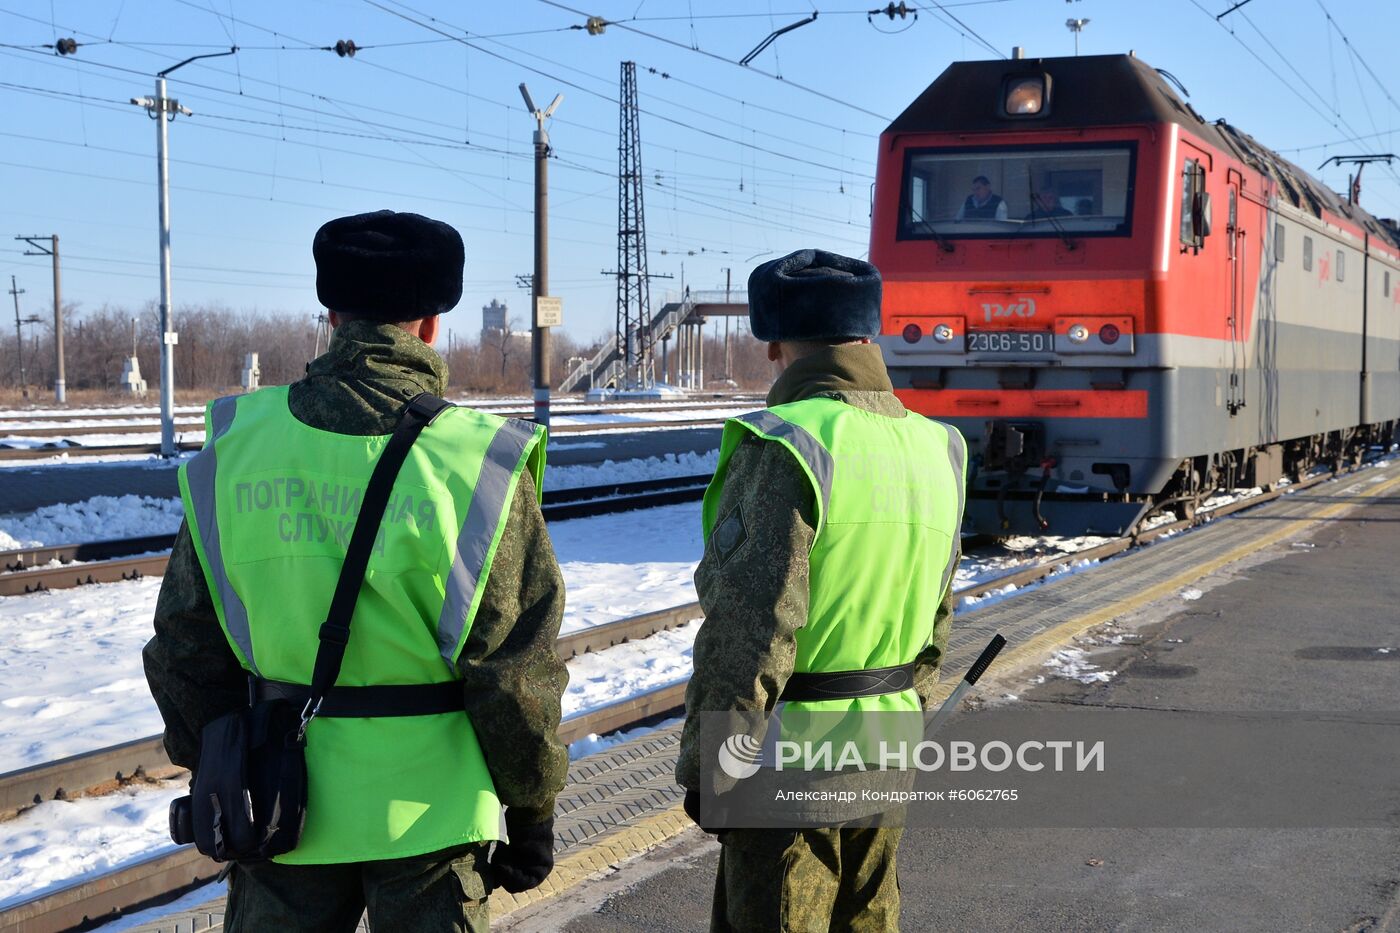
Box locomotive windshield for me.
[898,143,1136,240]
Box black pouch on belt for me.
[167,392,453,861]
[187,698,307,861]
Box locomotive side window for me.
[1179,159,1207,250]
[898,143,1136,241]
[1303,236,1313,271]
[1275,224,1285,262]
[1336,250,1345,282]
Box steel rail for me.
[0,400,760,434]
[0,397,762,424]
[0,417,728,460]
[0,535,179,572]
[0,554,170,597]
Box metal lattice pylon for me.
[615,61,653,389]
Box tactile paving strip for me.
[126,463,1400,931]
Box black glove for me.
[490,812,556,894]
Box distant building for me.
[481,299,509,342]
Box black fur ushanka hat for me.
[746,249,882,342]
[313,210,464,321]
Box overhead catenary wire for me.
[2,5,877,189]
[532,0,893,122]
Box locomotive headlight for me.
[1004,76,1045,115]
[932,323,954,343]
[902,323,923,344]
[1067,324,1090,344]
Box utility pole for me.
[520,83,563,428]
[18,235,65,403]
[9,276,26,388]
[131,47,235,457]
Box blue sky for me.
[2,0,1398,344]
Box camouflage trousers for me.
[710,826,903,933]
[225,842,492,932]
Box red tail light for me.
[1098,323,1121,345]
[902,323,923,343]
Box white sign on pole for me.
[534,296,563,327]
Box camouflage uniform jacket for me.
[676,342,959,789]
[143,320,568,826]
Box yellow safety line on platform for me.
[965,467,1400,689]
[496,466,1400,917]
[491,804,692,918]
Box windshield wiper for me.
[1026,178,1078,251]
[909,216,955,253]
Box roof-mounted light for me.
[1002,75,1048,117]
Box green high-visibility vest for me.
[703,397,966,714]
[179,386,545,864]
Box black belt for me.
[778,662,917,703]
[251,677,464,718]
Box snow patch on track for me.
[0,496,185,550]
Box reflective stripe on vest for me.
[436,417,541,666]
[177,386,544,863]
[733,409,835,531]
[705,397,967,712]
[938,427,968,603]
[182,394,258,672]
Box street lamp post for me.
[520,83,563,428]
[130,48,235,456]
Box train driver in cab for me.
[955,174,1008,220]
[1025,180,1073,221]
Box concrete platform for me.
[126,459,1400,931]
[519,461,1400,932]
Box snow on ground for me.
[0,780,185,910]
[562,623,699,719]
[543,450,718,491]
[545,503,705,634]
[0,496,184,551]
[0,577,167,768]
[1039,647,1117,685]
[0,502,707,769]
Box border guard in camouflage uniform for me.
[144,210,568,932]
[676,249,967,932]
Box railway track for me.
[0,401,761,438]
[0,475,712,597]
[0,397,762,424]
[0,416,732,461]
[0,460,1377,930]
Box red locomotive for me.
[870,52,1400,535]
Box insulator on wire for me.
[585,16,607,35]
[872,2,913,19]
[334,39,357,58]
[54,37,78,55]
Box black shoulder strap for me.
[299,393,453,731]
